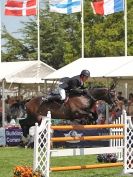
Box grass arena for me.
[0,148,131,177]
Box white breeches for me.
[58,87,66,100]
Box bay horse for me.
[19,87,118,138]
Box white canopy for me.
[0,60,56,83]
[45,56,133,79]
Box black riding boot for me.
[43,95,62,102]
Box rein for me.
[87,88,116,107]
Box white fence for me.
[110,115,124,161]
[33,110,133,176]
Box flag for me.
[5,0,37,16]
[49,0,81,14]
[91,0,124,16]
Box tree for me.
[127,0,133,55]
[84,0,125,57]
[19,10,81,68]
[2,25,30,61]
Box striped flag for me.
[49,0,81,14]
[5,0,37,16]
[91,0,124,16]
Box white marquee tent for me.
[0,60,56,127]
[0,60,56,83]
[45,56,133,79]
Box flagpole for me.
[0,1,1,63]
[37,0,40,61]
[124,0,127,56]
[81,0,84,58]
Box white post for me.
[2,79,5,127]
[46,111,51,177]
[33,122,39,171]
[123,109,127,174]
[123,110,133,174]
[124,82,128,99]
[33,112,51,177]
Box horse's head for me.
[86,87,117,106]
[105,89,117,105]
[107,81,119,107]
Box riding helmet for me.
[80,70,90,77]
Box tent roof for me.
[0,60,56,83]
[45,56,133,80]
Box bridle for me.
[107,89,118,109]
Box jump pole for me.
[51,124,124,130]
[50,162,123,172]
[51,134,124,142]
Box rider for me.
[44,69,90,102]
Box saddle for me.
[42,93,64,103]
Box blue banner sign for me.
[53,128,110,148]
[5,127,23,146]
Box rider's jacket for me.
[59,75,86,94]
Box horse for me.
[19,86,118,139]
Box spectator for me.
[128,93,133,101]
[96,113,106,124]
[96,100,106,116]
[108,108,118,123]
[96,100,106,124]
[117,91,127,103]
[127,93,133,118]
[117,91,128,108]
